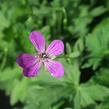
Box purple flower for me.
[16,31,64,78]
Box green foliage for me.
[83,18,109,69]
[23,60,80,109]
[0,0,109,109]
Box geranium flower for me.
[16,31,64,78]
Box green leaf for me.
[66,42,72,54]
[0,11,10,31]
[74,90,81,109]
[74,83,109,108]
[69,51,80,58]
[83,18,109,69]
[81,84,109,102]
[90,6,106,17]
[0,66,21,95]
[95,99,109,109]
[93,68,109,87]
[10,78,28,105]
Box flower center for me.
[42,53,48,59]
[38,53,48,62]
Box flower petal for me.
[16,54,41,77]
[23,62,41,77]
[29,31,45,53]
[46,40,64,56]
[44,59,64,78]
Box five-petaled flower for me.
[16,31,64,78]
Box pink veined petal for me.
[23,62,41,77]
[29,31,45,53]
[46,40,64,56]
[16,54,36,68]
[16,54,41,77]
[44,59,64,78]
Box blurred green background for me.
[0,0,109,109]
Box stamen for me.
[42,53,48,59]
